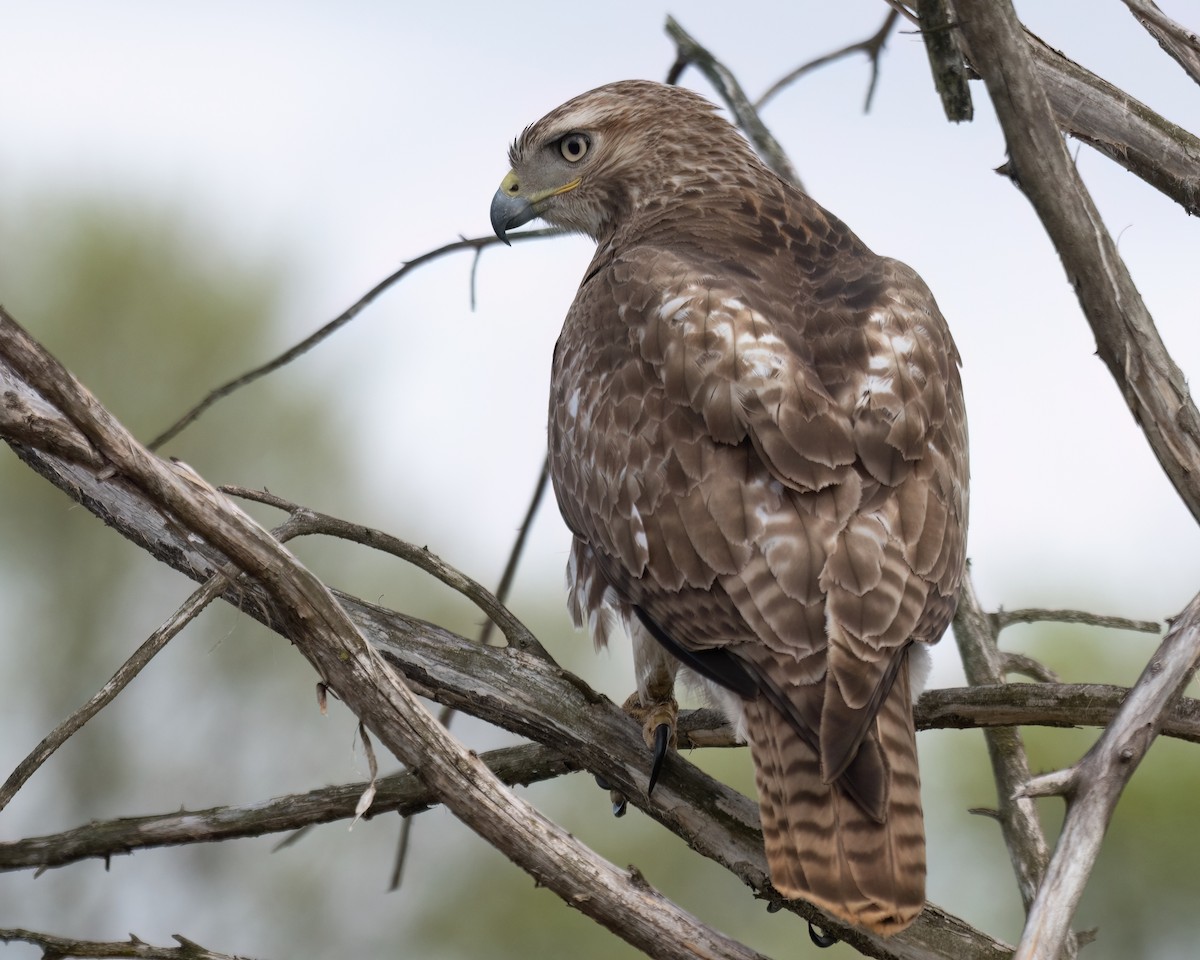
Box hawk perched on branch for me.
[491,80,968,935]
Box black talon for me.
[808,923,838,948]
[593,774,628,817]
[647,722,672,794]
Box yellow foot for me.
[622,692,678,793]
[621,691,679,750]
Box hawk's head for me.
[490,80,757,244]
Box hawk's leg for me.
[620,690,678,794]
[595,690,679,816]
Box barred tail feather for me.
[743,661,925,935]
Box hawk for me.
[490,80,968,936]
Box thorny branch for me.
[0,929,251,960]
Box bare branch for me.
[0,929,251,960]
[1021,27,1200,217]
[917,683,1200,743]
[951,0,1200,527]
[2,317,1012,960]
[998,653,1060,684]
[1013,591,1200,958]
[221,485,551,661]
[915,0,973,121]
[0,570,222,812]
[994,608,1161,634]
[473,457,550,650]
[6,683,1199,877]
[947,2,1200,950]
[1017,769,1078,801]
[664,16,804,190]
[953,570,1065,942]
[0,307,781,960]
[756,9,901,113]
[1121,0,1200,87]
[146,228,560,452]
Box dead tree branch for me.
[1011,592,1200,959]
[903,2,1200,215]
[0,742,570,874]
[951,0,1200,525]
[0,572,220,812]
[664,16,804,190]
[1,307,1012,960]
[5,681,1199,878]
[0,929,251,960]
[953,571,1066,951]
[1122,0,1200,87]
[755,9,902,113]
[993,608,1160,634]
[1021,25,1200,217]
[0,307,779,960]
[915,0,974,121]
[947,3,1200,954]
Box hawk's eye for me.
[559,133,589,162]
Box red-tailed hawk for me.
[491,80,968,936]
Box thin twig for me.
[1012,591,1200,959]
[146,228,560,451]
[994,607,1160,634]
[1000,652,1060,684]
[952,569,1066,944]
[221,485,551,661]
[0,560,232,812]
[664,16,803,190]
[7,686,1200,875]
[393,458,552,889]
[0,509,316,813]
[756,9,900,113]
[0,929,252,960]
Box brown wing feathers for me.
[496,80,968,936]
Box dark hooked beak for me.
[490,185,536,246]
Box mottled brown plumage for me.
[491,80,968,935]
